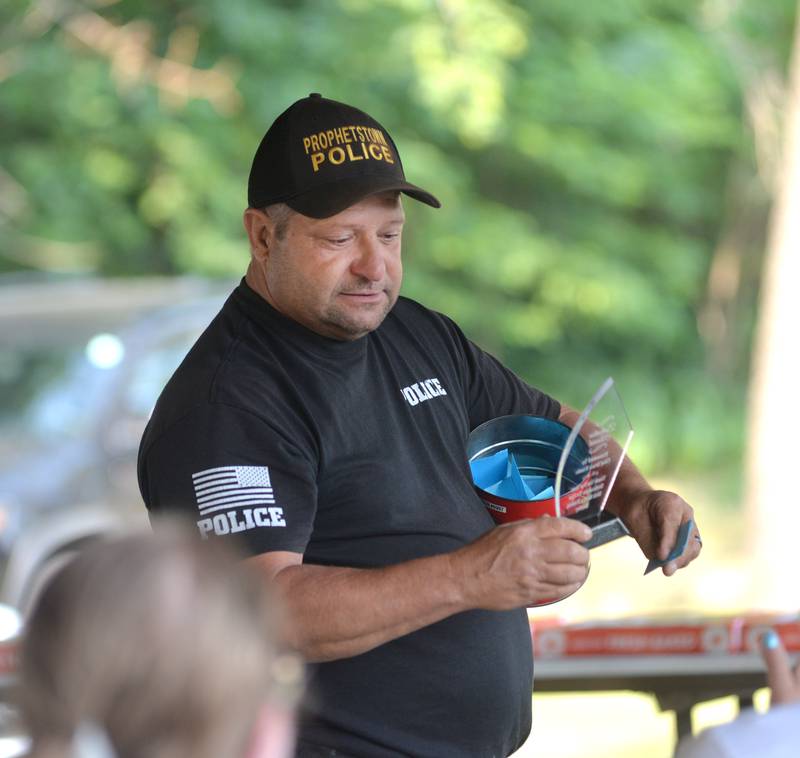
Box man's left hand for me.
[616,490,701,576]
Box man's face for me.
[256,192,405,341]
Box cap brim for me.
[284,176,441,219]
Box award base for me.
[574,509,630,550]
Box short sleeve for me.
[462,341,560,428]
[433,313,560,429]
[138,402,317,556]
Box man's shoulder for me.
[388,295,461,333]
[141,296,276,447]
[159,297,246,397]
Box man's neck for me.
[244,262,273,305]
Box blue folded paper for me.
[644,518,694,575]
[470,448,555,501]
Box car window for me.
[0,345,79,427]
[24,342,119,440]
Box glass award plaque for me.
[554,377,634,548]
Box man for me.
[138,93,701,758]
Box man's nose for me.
[350,239,386,281]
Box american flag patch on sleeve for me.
[192,465,275,515]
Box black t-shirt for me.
[138,280,560,758]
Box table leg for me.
[738,693,754,713]
[674,706,693,747]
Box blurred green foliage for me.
[1,0,796,481]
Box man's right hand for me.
[451,517,593,609]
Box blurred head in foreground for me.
[19,521,303,758]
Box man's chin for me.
[324,301,393,340]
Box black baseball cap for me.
[247,93,441,218]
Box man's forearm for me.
[559,404,699,571]
[265,515,593,663]
[603,455,652,518]
[559,404,651,518]
[274,552,468,662]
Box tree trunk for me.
[745,5,800,610]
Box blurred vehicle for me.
[0,274,231,617]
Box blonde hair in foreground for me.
[19,520,302,758]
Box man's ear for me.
[243,208,274,263]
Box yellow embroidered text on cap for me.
[302,124,395,172]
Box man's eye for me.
[327,237,351,245]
